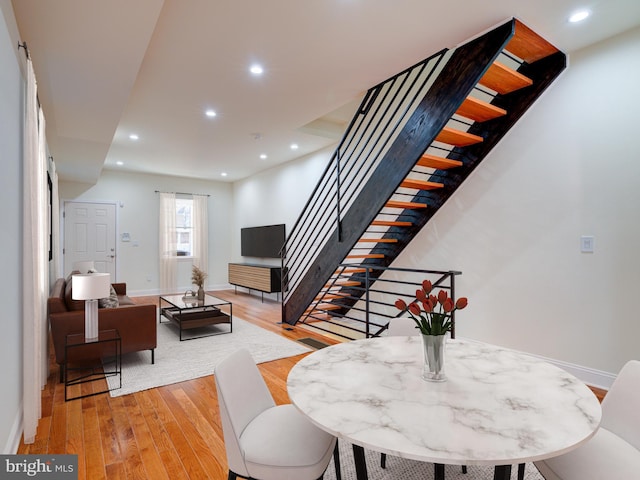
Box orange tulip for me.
[408,302,421,316]
[437,290,448,304]
[443,298,454,313]
[422,280,433,294]
[416,289,427,303]
[395,299,407,311]
[422,300,434,312]
[455,297,468,309]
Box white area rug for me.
[107,317,311,396]
[324,440,544,480]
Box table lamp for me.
[72,273,111,341]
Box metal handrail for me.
[282,48,452,302]
[302,264,462,340]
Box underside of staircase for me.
[282,18,566,336]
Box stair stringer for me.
[282,20,516,325]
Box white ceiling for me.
[11,0,640,183]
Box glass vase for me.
[421,334,446,382]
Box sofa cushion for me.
[99,285,119,308]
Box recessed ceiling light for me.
[116,161,124,166]
[569,9,590,23]
[221,172,228,177]
[290,143,299,150]
[250,64,264,75]
[260,154,267,160]
[205,109,217,118]
[129,133,139,141]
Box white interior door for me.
[64,201,116,277]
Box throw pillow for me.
[99,285,119,308]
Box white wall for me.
[232,146,334,264]
[0,0,24,453]
[232,27,640,383]
[392,26,640,379]
[59,170,233,295]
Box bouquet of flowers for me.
[395,280,468,335]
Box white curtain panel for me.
[22,60,48,444]
[159,192,177,293]
[50,159,61,280]
[192,194,209,276]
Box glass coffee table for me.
[159,293,233,341]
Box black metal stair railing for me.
[300,264,462,340]
[281,48,453,304]
[282,19,566,329]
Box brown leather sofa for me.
[48,276,157,382]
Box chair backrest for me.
[214,349,276,477]
[600,359,640,450]
[387,317,419,336]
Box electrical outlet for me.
[580,235,594,253]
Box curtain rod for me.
[154,190,210,197]
[18,41,30,59]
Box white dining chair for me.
[386,316,418,336]
[534,360,640,480]
[214,349,340,480]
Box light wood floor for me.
[19,289,605,479]
[18,289,340,480]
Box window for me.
[175,197,193,256]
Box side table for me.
[64,329,122,401]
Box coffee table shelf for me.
[159,294,233,341]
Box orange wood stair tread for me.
[400,179,444,190]
[479,61,533,95]
[456,96,507,122]
[334,268,366,274]
[506,20,559,64]
[435,127,483,147]
[345,253,385,259]
[417,154,463,170]
[385,200,427,209]
[325,280,361,287]
[316,293,350,301]
[305,302,342,311]
[371,220,412,227]
[357,238,398,243]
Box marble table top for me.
[287,337,601,466]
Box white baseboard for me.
[528,353,616,390]
[3,409,22,454]
[458,336,616,391]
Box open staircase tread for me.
[435,126,483,147]
[385,200,427,209]
[346,253,385,259]
[417,154,463,170]
[325,280,361,287]
[334,268,367,274]
[371,220,413,227]
[400,179,444,191]
[456,96,507,122]
[507,20,560,63]
[479,61,533,95]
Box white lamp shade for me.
[72,273,111,300]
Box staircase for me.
[282,19,566,337]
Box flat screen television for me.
[241,224,286,258]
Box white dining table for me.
[287,337,602,480]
